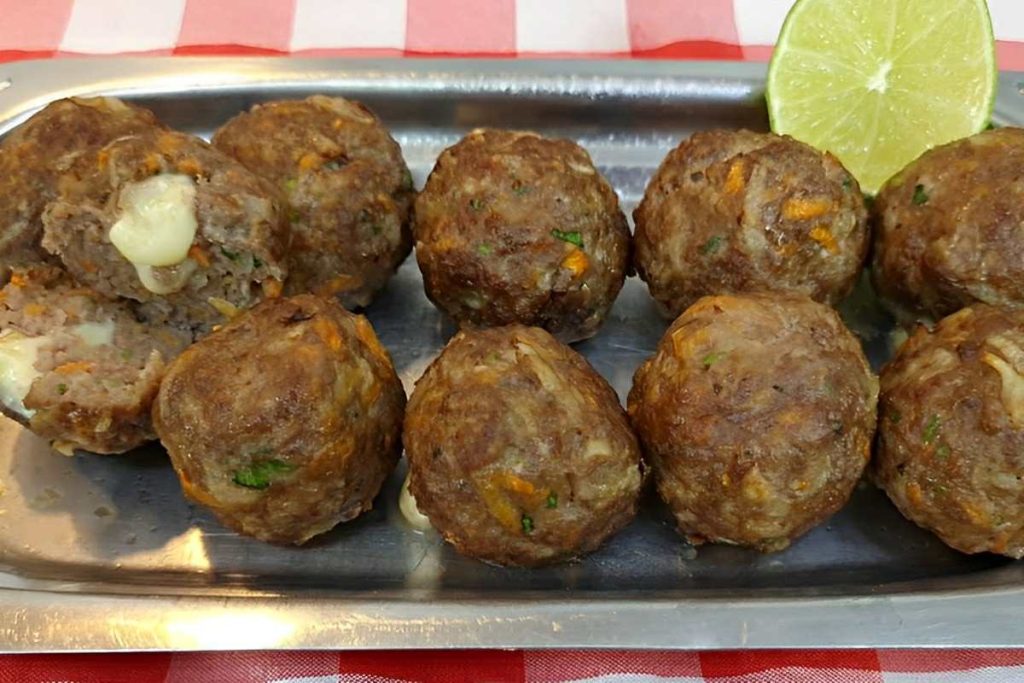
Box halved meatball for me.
[41,130,289,338]
[876,305,1024,557]
[873,127,1024,319]
[628,293,878,552]
[153,294,405,545]
[413,129,630,342]
[212,96,414,308]
[0,265,189,454]
[403,325,643,566]
[634,129,868,318]
[0,97,162,279]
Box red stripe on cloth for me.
[626,0,738,51]
[178,0,297,52]
[0,653,172,683]
[289,47,406,57]
[164,650,340,683]
[740,44,773,62]
[700,649,883,678]
[0,0,74,51]
[0,49,60,63]
[631,40,744,61]
[172,44,289,56]
[406,0,516,54]
[998,41,1024,73]
[338,649,525,682]
[877,649,1024,673]
[524,650,701,681]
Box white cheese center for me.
[109,174,198,268]
[399,474,433,532]
[0,331,49,418]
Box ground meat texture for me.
[153,294,405,545]
[413,129,630,343]
[404,325,643,567]
[628,293,878,552]
[876,305,1024,558]
[633,129,868,318]
[0,97,162,279]
[212,96,413,308]
[873,128,1024,320]
[0,266,189,454]
[40,130,289,338]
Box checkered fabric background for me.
[2,1,1024,681]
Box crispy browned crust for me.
[41,129,289,337]
[412,129,630,342]
[876,305,1024,558]
[404,324,643,566]
[873,127,1024,319]
[0,97,163,280]
[212,96,413,308]
[628,292,878,552]
[153,294,405,545]
[633,129,868,318]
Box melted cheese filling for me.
[0,331,49,418]
[398,474,433,531]
[72,320,115,347]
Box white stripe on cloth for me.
[883,665,1024,683]
[60,0,187,53]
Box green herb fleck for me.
[702,351,725,369]
[513,184,531,196]
[120,348,133,361]
[288,207,303,223]
[863,193,875,210]
[371,224,383,235]
[888,408,902,424]
[253,256,264,269]
[912,184,929,206]
[986,121,997,131]
[922,414,941,444]
[842,177,853,190]
[546,492,558,509]
[521,514,534,534]
[700,235,723,255]
[220,247,239,262]
[323,158,346,171]
[283,178,298,192]
[401,168,414,190]
[232,458,296,490]
[468,197,485,212]
[936,443,951,460]
[477,243,493,256]
[57,383,68,395]
[551,229,584,248]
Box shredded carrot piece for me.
[81,261,98,274]
[782,197,832,221]
[143,153,162,174]
[177,158,202,176]
[316,274,362,296]
[496,472,537,496]
[188,245,210,268]
[560,249,589,278]
[55,361,95,375]
[298,152,321,171]
[477,478,523,534]
[961,501,990,526]
[97,149,109,169]
[156,133,182,155]
[906,482,923,507]
[312,317,343,352]
[354,316,389,364]
[261,278,283,299]
[8,273,27,288]
[332,118,344,130]
[22,303,45,316]
[809,225,839,254]
[724,159,746,194]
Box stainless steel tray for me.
[1,57,1023,653]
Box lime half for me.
[766,0,997,194]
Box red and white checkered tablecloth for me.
[2,1,1024,681]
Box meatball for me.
[876,305,1024,558]
[0,265,189,454]
[212,96,413,307]
[873,127,1024,319]
[403,325,642,566]
[0,97,162,278]
[628,293,878,551]
[41,130,289,338]
[413,129,630,342]
[153,294,405,544]
[634,129,868,318]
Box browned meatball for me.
[876,305,1024,558]
[41,130,289,338]
[403,325,642,566]
[628,293,878,551]
[0,97,162,279]
[0,265,188,454]
[153,295,405,544]
[634,130,868,318]
[413,129,630,342]
[873,128,1024,320]
[212,96,413,307]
